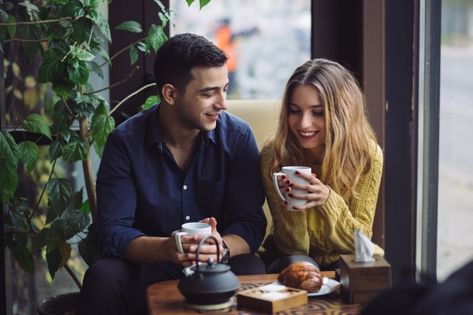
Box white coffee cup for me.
[272,166,312,210]
[174,222,212,253]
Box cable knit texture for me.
[259,140,384,267]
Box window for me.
[170,0,311,99]
[437,0,473,280]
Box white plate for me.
[273,277,340,297]
[307,278,340,297]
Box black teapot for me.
[177,235,240,305]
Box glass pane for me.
[437,0,473,280]
[170,0,311,99]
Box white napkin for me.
[354,229,375,262]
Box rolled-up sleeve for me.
[96,131,144,258]
[222,127,267,253]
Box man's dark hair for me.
[153,33,228,96]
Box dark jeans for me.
[76,254,265,315]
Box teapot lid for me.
[193,260,230,274]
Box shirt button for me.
[185,216,190,220]
[183,185,188,190]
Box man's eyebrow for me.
[198,82,229,93]
[198,86,220,93]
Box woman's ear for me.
[161,83,178,105]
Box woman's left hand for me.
[285,171,330,211]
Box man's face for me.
[174,65,229,132]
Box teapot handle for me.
[195,235,220,272]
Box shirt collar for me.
[144,105,164,148]
[144,104,218,148]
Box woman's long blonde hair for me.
[272,58,377,199]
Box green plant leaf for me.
[7,15,16,38]
[62,140,87,162]
[142,95,159,110]
[73,188,84,210]
[146,24,167,52]
[0,29,6,53]
[67,60,89,85]
[90,61,104,79]
[72,47,95,61]
[49,141,63,160]
[0,10,8,23]
[115,20,142,33]
[0,132,19,203]
[22,114,52,139]
[79,223,99,267]
[186,0,195,6]
[60,0,85,18]
[71,17,93,43]
[129,45,138,65]
[52,79,75,99]
[91,103,115,157]
[47,178,73,212]
[6,236,34,274]
[46,246,61,279]
[46,219,65,252]
[0,131,19,163]
[61,209,90,239]
[51,100,74,134]
[38,50,65,84]
[47,19,73,39]
[136,41,148,53]
[31,228,50,250]
[5,198,30,233]
[18,141,39,173]
[18,2,40,11]
[80,199,91,214]
[91,12,111,42]
[199,0,211,9]
[158,11,170,28]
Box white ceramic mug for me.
[174,222,212,253]
[272,166,311,210]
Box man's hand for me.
[169,217,224,266]
[185,217,224,264]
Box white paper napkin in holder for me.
[354,229,374,262]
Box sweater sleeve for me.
[260,143,310,256]
[316,144,384,256]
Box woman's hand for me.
[281,171,330,211]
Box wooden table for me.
[147,272,362,314]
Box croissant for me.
[278,261,323,293]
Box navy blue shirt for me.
[96,105,267,258]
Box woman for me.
[259,58,384,272]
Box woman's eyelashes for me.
[312,109,324,116]
[288,106,324,116]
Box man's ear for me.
[161,83,178,105]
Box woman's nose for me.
[299,112,312,128]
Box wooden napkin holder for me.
[339,254,391,304]
[236,284,308,313]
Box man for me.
[77,33,267,315]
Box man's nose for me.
[214,91,227,110]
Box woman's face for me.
[287,85,326,153]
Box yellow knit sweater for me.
[259,141,384,267]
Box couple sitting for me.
[76,33,384,315]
